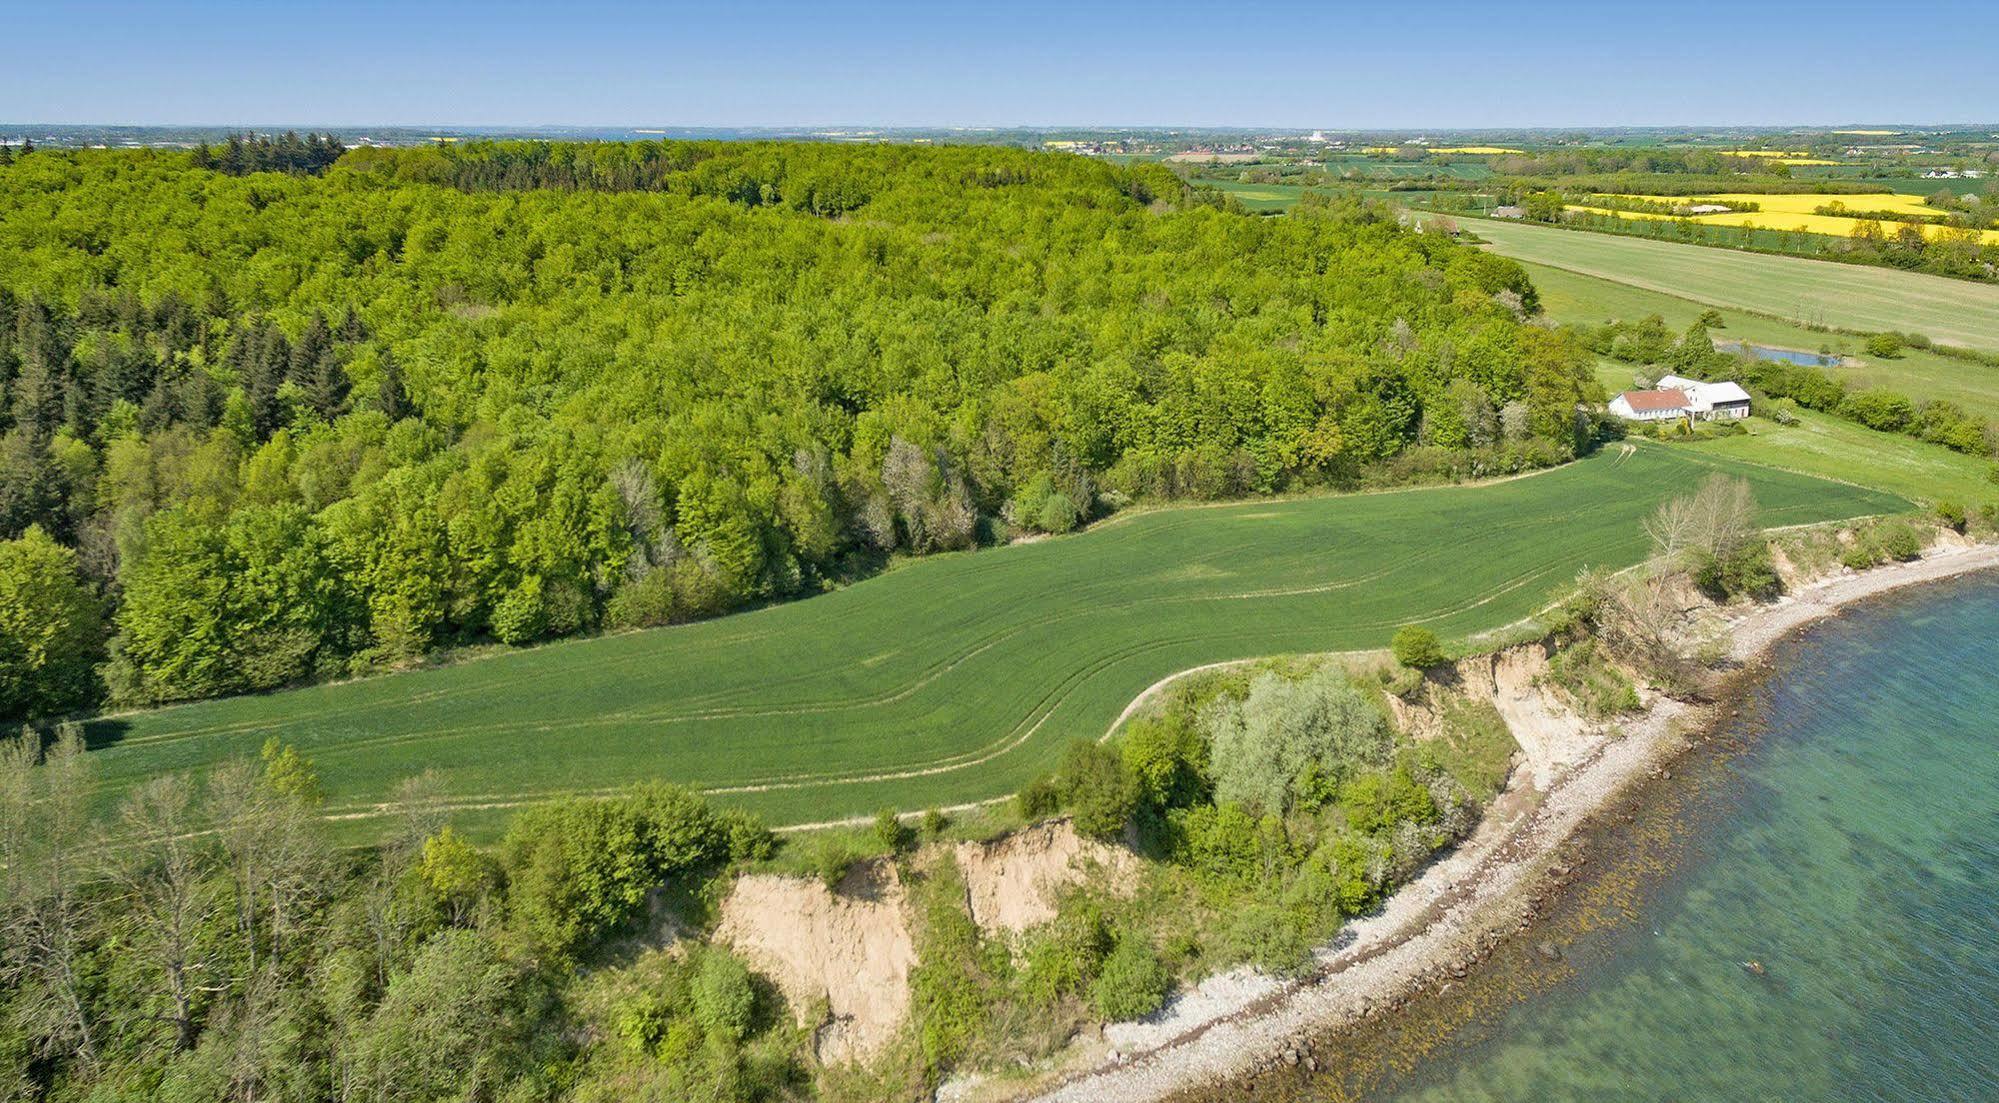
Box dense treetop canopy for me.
[0,140,1598,715]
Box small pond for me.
[1718,341,1837,367]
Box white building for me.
[1657,375,1752,420]
[1609,387,1693,422]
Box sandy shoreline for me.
[1018,541,1999,1103]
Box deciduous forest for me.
[0,139,1598,721]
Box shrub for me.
[920,807,948,839]
[1170,802,1267,886]
[1875,520,1923,561]
[1841,389,1915,434]
[1692,541,1780,601]
[690,949,757,1043]
[490,576,550,644]
[1020,905,1114,1004]
[1936,501,1968,533]
[1202,668,1391,815]
[1036,491,1081,534]
[1057,740,1136,840]
[1220,903,1315,976]
[872,807,909,852]
[1340,766,1438,835]
[500,784,729,959]
[908,861,989,1070]
[719,808,778,863]
[1390,624,1446,669]
[1016,773,1061,820]
[1863,332,1905,359]
[1120,714,1208,810]
[803,832,871,889]
[1090,934,1171,1021]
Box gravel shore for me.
[1019,541,1999,1103]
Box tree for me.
[372,349,413,421]
[113,504,352,702]
[0,726,101,1072]
[260,735,324,805]
[0,526,103,719]
[1121,714,1207,810]
[1644,473,1758,569]
[1203,668,1392,815]
[209,750,332,977]
[289,312,348,420]
[352,929,541,1103]
[112,772,224,1052]
[500,784,728,960]
[420,826,497,926]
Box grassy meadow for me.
[1471,217,1999,351]
[1527,260,1999,423]
[1684,408,1996,506]
[84,448,1902,841]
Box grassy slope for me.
[1687,411,1994,507]
[1529,260,1999,423]
[87,448,1901,840]
[1471,217,1999,351]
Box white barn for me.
[1657,374,1752,420]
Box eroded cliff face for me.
[953,820,1140,934]
[1383,643,1611,789]
[715,819,1137,1064]
[715,863,917,1064]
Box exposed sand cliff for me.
[716,819,1137,1064]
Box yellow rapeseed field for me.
[1566,191,1999,246]
[1361,145,1522,155]
[1715,150,1843,165]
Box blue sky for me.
[7,0,1996,128]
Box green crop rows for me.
[85,447,1902,839]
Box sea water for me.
[1370,573,1999,1102]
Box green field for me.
[1198,178,1325,211]
[86,448,1902,840]
[1471,217,1999,351]
[1528,261,1999,423]
[1679,409,1996,506]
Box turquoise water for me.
[1375,574,1999,1102]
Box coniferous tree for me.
[289,313,347,420]
[337,305,368,344]
[9,301,68,441]
[372,350,412,422]
[230,320,287,441]
[299,355,350,422]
